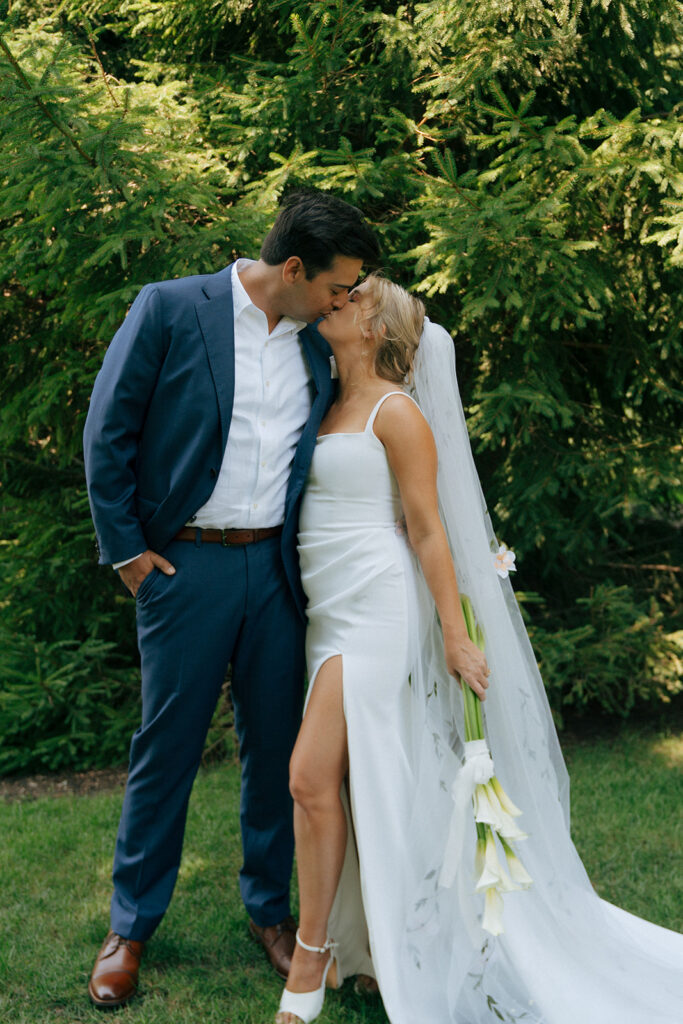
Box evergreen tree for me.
[1,0,680,771]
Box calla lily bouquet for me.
[439,593,532,936]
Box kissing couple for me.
[84,188,683,1023]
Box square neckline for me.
[317,390,412,440]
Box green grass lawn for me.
[0,724,680,1024]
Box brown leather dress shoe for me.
[88,930,144,1008]
[249,916,297,980]
[354,973,380,996]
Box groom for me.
[83,189,380,1008]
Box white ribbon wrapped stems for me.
[439,740,494,889]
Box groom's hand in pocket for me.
[119,549,176,597]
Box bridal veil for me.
[394,317,683,1023]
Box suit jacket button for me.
[210,468,217,479]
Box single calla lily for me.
[474,780,528,841]
[472,781,503,829]
[482,886,505,936]
[474,836,500,892]
[500,837,534,889]
[484,829,519,893]
[490,775,523,818]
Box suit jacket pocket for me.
[136,495,159,524]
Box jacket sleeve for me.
[83,284,166,565]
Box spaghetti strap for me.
[364,391,419,435]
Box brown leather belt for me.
[174,525,283,546]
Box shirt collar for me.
[232,259,306,335]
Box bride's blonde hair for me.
[358,274,425,383]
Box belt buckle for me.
[220,528,229,547]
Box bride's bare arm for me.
[377,396,490,701]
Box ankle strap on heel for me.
[295,929,336,955]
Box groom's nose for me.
[330,290,350,309]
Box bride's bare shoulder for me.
[374,391,434,451]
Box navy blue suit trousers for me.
[111,536,305,940]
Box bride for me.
[274,274,683,1024]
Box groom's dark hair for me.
[260,187,381,278]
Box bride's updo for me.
[359,274,425,383]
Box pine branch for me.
[85,21,120,110]
[0,32,96,167]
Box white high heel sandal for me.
[274,930,338,1024]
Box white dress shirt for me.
[113,260,312,568]
[190,260,312,528]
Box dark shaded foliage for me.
[1,0,681,771]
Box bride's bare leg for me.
[284,655,347,1001]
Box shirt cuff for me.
[112,553,145,570]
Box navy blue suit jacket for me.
[83,263,334,619]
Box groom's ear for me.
[282,256,305,283]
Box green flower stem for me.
[460,596,485,742]
[475,690,485,738]
[463,679,482,741]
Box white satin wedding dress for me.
[296,323,683,1024]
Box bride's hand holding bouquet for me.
[443,628,490,702]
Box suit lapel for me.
[286,326,334,514]
[300,326,329,397]
[195,266,235,454]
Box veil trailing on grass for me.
[395,317,683,1023]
